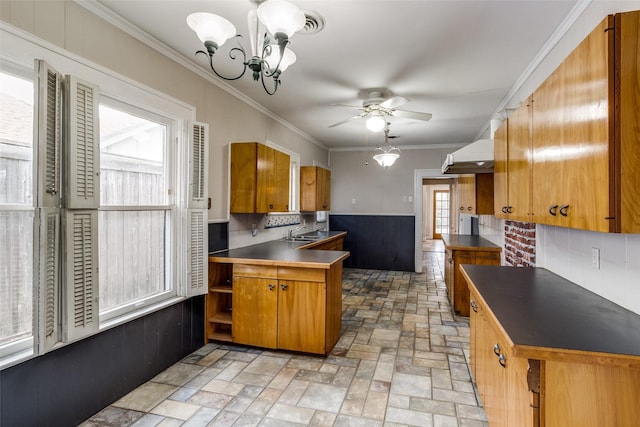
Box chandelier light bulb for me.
[257,0,306,40]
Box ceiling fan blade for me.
[380,96,409,109]
[328,113,368,128]
[390,109,433,121]
[329,103,365,109]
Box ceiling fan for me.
[328,90,433,131]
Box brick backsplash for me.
[505,220,536,267]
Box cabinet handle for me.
[507,206,513,213]
[269,204,274,209]
[448,258,453,264]
[501,206,508,213]
[559,204,569,217]
[498,353,507,368]
[548,204,558,216]
[268,284,275,291]
[459,207,464,211]
[280,284,288,291]
[467,206,473,211]
[493,343,501,356]
[470,300,478,313]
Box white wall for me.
[329,146,456,214]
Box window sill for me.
[99,296,187,332]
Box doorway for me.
[432,190,450,240]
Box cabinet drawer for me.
[278,267,325,282]
[233,264,277,278]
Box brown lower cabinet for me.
[465,266,640,427]
[206,259,343,355]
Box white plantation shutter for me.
[35,60,62,208]
[189,122,209,209]
[38,208,61,351]
[186,209,207,297]
[64,76,99,209]
[63,210,99,341]
[185,122,209,297]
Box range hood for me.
[441,138,494,174]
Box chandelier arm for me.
[261,39,289,78]
[261,70,280,95]
[195,35,250,81]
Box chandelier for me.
[373,127,401,167]
[187,0,305,95]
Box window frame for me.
[97,96,179,323]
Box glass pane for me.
[98,210,168,314]
[99,105,167,206]
[0,211,33,346]
[0,72,33,205]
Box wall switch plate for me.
[591,247,600,269]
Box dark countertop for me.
[209,230,349,269]
[461,264,640,364]
[440,233,502,251]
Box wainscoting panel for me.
[330,215,415,271]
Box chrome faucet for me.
[288,224,307,239]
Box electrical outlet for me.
[591,247,600,269]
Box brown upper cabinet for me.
[457,173,494,215]
[300,166,331,211]
[495,11,640,233]
[494,101,532,222]
[230,142,290,213]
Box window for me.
[0,68,35,360]
[433,190,450,239]
[0,44,208,369]
[98,101,175,321]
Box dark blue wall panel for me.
[330,215,415,271]
[0,296,204,427]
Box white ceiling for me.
[91,0,581,150]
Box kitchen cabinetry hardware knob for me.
[281,284,288,291]
[498,353,507,368]
[268,284,275,291]
[548,204,558,216]
[493,343,501,356]
[507,206,513,213]
[467,206,472,211]
[559,204,569,217]
[448,258,453,264]
[269,204,274,209]
[470,300,478,313]
[459,207,464,211]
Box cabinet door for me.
[453,251,474,316]
[317,167,331,210]
[277,279,326,354]
[230,143,258,213]
[444,248,453,302]
[494,121,509,218]
[508,101,532,222]
[457,175,475,214]
[476,311,508,427]
[232,275,278,348]
[475,173,494,215]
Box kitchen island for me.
[207,231,349,355]
[441,233,501,316]
[461,264,640,427]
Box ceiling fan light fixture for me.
[373,127,401,167]
[187,0,310,95]
[365,114,386,132]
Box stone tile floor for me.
[81,251,488,426]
